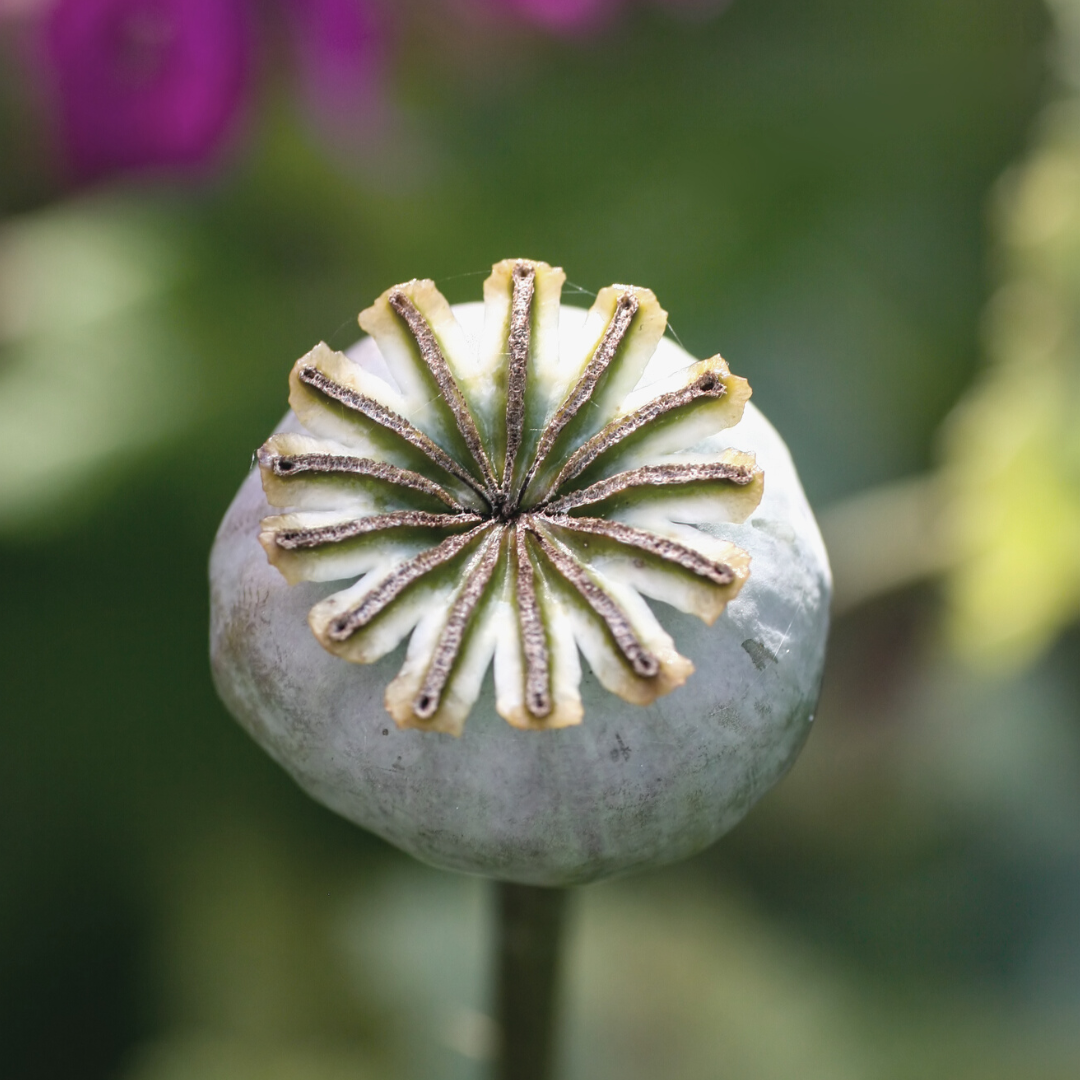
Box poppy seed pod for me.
[210,260,830,885]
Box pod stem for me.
[494,882,569,1080]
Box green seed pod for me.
[210,259,830,885]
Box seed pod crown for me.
[255,259,763,735]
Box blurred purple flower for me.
[283,0,384,128]
[490,0,731,34]
[42,0,253,180]
[649,0,733,18]
[498,0,621,35]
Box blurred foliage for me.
[5,1,1080,1079]
[0,196,194,530]
[944,0,1080,666]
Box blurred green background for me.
[3,0,1080,1077]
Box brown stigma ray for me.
[258,448,462,510]
[388,290,499,495]
[547,369,727,496]
[328,522,493,641]
[298,365,490,505]
[528,523,660,679]
[541,514,736,586]
[413,526,506,720]
[514,522,552,718]
[502,262,536,492]
[545,461,754,515]
[272,510,483,551]
[517,291,639,503]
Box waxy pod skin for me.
[210,260,831,885]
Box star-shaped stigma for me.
[256,259,764,734]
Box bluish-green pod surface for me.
[210,261,831,885]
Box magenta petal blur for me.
[501,0,620,34]
[283,0,384,125]
[44,0,252,180]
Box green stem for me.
[494,882,568,1080]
